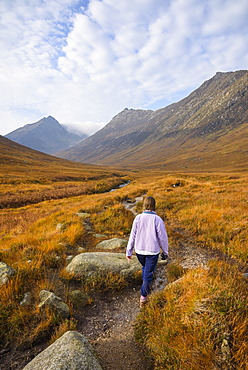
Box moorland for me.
[0,134,247,369]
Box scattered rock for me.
[22,331,103,370]
[78,247,86,253]
[221,334,231,363]
[122,195,145,215]
[96,238,128,250]
[20,292,32,307]
[0,262,16,285]
[93,234,108,239]
[56,223,66,232]
[38,290,70,320]
[76,212,91,218]
[65,252,140,281]
[84,225,92,231]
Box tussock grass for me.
[135,261,248,369]
[139,172,248,262]
[90,203,134,237]
[166,262,186,283]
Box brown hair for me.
[143,196,156,211]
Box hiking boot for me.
[140,295,148,308]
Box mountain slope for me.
[0,135,120,182]
[59,70,248,171]
[5,116,87,154]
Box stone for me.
[65,252,140,281]
[78,247,86,253]
[76,212,91,218]
[84,225,92,231]
[38,290,70,319]
[56,223,66,232]
[96,238,128,250]
[20,292,32,307]
[0,262,16,285]
[22,331,103,370]
[93,234,108,239]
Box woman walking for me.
[126,196,168,307]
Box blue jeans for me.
[136,253,159,297]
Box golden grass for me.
[90,203,135,237]
[0,165,247,358]
[0,179,143,346]
[137,172,248,262]
[135,261,248,369]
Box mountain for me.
[5,116,87,155]
[58,70,248,171]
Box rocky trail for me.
[1,196,237,370]
[79,196,227,370]
[75,231,224,370]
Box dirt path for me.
[75,246,217,370]
[78,196,222,370]
[71,262,170,370]
[76,285,153,370]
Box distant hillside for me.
[5,116,87,154]
[58,70,248,171]
[0,135,95,179]
[0,135,127,209]
[0,135,124,182]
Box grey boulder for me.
[96,238,128,250]
[38,290,70,319]
[65,252,140,281]
[0,262,16,285]
[22,331,103,370]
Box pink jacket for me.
[126,211,168,257]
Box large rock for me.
[22,331,103,370]
[0,262,16,285]
[38,290,70,319]
[65,252,140,281]
[95,238,128,250]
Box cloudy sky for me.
[0,0,247,136]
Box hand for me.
[161,253,168,260]
[126,256,132,262]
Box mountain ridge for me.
[5,116,87,155]
[58,70,248,171]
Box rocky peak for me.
[5,116,87,155]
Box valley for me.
[0,145,247,368]
[0,69,248,369]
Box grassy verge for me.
[135,261,247,369]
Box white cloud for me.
[0,0,247,136]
